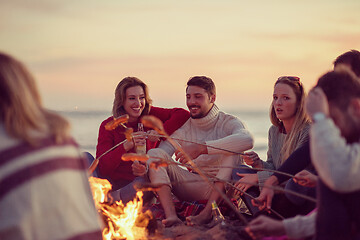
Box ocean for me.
[59,110,271,160]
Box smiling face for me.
[123,85,146,122]
[186,85,215,119]
[272,83,297,122]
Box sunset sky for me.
[2,0,360,112]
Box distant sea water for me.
[59,110,271,160]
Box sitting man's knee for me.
[148,148,169,162]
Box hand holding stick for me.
[141,115,249,224]
[88,114,130,175]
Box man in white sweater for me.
[147,76,254,227]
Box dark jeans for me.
[316,180,360,240]
[110,176,155,205]
[285,176,316,206]
[83,151,100,178]
[231,165,260,215]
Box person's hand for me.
[123,139,135,152]
[243,151,262,168]
[251,175,278,211]
[305,87,329,119]
[175,143,207,164]
[132,131,146,147]
[294,170,318,187]
[245,215,286,240]
[233,173,258,197]
[146,130,161,142]
[132,160,147,176]
[251,186,274,211]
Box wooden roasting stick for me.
[141,115,250,224]
[88,114,130,175]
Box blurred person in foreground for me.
[308,71,360,240]
[0,52,102,240]
[147,76,254,227]
[246,50,360,240]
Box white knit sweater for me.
[283,210,316,239]
[311,118,360,192]
[157,104,254,179]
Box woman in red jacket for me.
[96,77,189,203]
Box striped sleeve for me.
[0,137,102,240]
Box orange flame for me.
[89,177,151,240]
[89,177,112,208]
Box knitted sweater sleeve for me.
[262,127,276,170]
[155,124,187,157]
[205,116,254,155]
[311,118,360,192]
[283,210,316,239]
[258,127,277,185]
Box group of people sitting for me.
[94,49,360,240]
[1,49,360,240]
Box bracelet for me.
[312,112,326,123]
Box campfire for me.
[86,115,260,239]
[89,177,152,240]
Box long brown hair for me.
[112,77,152,118]
[0,52,70,145]
[269,76,310,162]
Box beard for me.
[188,105,206,119]
[190,112,206,119]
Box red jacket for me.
[96,106,189,182]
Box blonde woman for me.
[96,77,189,203]
[0,52,102,240]
[232,76,312,217]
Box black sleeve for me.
[273,140,311,183]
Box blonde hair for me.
[112,77,152,118]
[0,52,70,145]
[269,77,310,163]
